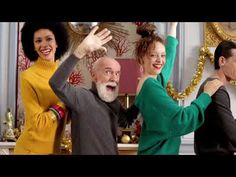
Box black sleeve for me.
[118,104,139,128]
[213,88,236,147]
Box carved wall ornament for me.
[205,22,236,47]
[204,22,222,47]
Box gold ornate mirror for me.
[204,22,236,86]
[211,22,236,41]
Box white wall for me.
[180,22,209,153]
[181,22,206,141]
[0,23,9,135]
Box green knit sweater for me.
[135,36,212,155]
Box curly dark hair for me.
[135,23,164,65]
[21,22,70,61]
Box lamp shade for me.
[117,59,141,94]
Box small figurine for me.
[3,108,16,142]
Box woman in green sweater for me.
[134,22,223,155]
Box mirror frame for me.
[211,22,236,41]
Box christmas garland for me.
[166,47,214,100]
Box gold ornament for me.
[60,129,72,154]
[121,134,131,144]
[60,135,72,154]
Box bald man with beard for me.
[49,27,139,155]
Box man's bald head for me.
[91,56,121,102]
[92,56,120,74]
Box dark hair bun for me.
[136,23,157,38]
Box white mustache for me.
[105,82,118,87]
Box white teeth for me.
[40,49,51,55]
[153,64,162,68]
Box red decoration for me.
[134,119,141,137]
[69,70,84,86]
[85,50,105,72]
[18,48,31,71]
[109,38,130,57]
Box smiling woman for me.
[14,22,70,155]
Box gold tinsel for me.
[166,47,214,100]
[60,135,72,154]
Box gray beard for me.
[96,82,118,102]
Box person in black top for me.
[194,40,236,155]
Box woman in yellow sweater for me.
[14,22,70,154]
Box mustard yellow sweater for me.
[14,58,66,154]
